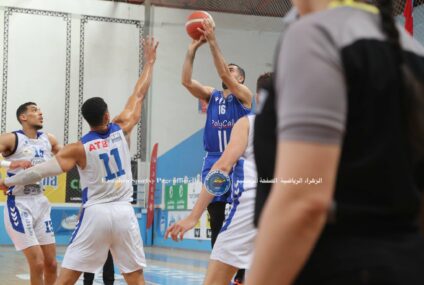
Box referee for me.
[250,0,424,284]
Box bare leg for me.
[40,243,57,285]
[54,267,82,285]
[122,269,145,285]
[203,260,238,285]
[22,245,45,285]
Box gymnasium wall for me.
[0,0,281,249]
[0,0,148,246]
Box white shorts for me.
[210,189,257,269]
[4,194,55,251]
[62,202,146,274]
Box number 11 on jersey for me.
[217,130,228,152]
[99,148,126,181]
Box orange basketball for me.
[185,11,214,40]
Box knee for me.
[31,259,45,274]
[44,259,57,273]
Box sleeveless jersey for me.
[204,89,251,153]
[78,123,133,207]
[6,131,53,196]
[232,115,257,197]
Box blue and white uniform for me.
[202,89,251,203]
[3,131,55,251]
[210,115,257,269]
[62,123,146,274]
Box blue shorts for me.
[202,153,232,203]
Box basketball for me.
[185,11,215,40]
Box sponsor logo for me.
[211,119,235,129]
[88,140,109,151]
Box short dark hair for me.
[81,97,108,127]
[256,72,273,93]
[229,63,246,84]
[16,102,37,124]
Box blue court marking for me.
[145,252,209,268]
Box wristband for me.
[0,160,11,168]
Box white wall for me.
[150,6,282,156]
[0,0,283,182]
[0,0,144,152]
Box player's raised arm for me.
[113,36,158,135]
[199,19,252,108]
[181,37,214,101]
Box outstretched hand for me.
[198,18,216,42]
[189,35,206,51]
[164,216,198,242]
[143,36,159,64]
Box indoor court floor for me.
[0,246,209,285]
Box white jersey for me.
[231,115,257,196]
[78,123,133,207]
[6,131,53,196]
[213,115,258,269]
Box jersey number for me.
[99,148,126,181]
[218,105,226,115]
[44,220,53,233]
[217,130,228,152]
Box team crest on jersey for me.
[227,95,233,102]
[22,147,33,156]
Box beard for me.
[31,124,43,130]
[222,81,228,90]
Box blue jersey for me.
[203,90,251,153]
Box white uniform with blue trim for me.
[61,123,146,274]
[3,131,55,251]
[210,115,257,269]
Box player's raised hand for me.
[164,216,197,242]
[189,35,206,52]
[143,36,159,64]
[198,18,216,42]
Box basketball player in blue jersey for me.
[0,37,158,285]
[182,18,252,283]
[0,102,62,285]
